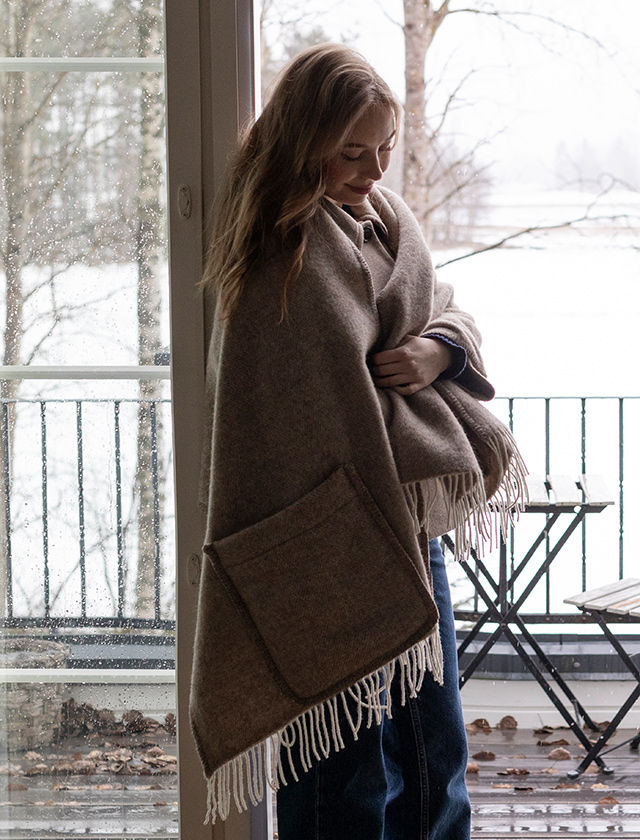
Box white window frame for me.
[165,0,261,837]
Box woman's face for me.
[324,106,395,207]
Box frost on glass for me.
[1,2,176,835]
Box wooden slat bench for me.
[564,580,640,777]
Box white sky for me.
[287,0,640,188]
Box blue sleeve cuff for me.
[422,333,468,381]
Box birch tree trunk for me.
[133,0,166,620]
[0,3,35,616]
[402,0,450,239]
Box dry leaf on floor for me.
[537,738,569,747]
[548,747,572,761]
[496,715,518,730]
[472,750,496,761]
[540,767,558,774]
[533,726,554,736]
[466,718,492,733]
[497,768,530,776]
[24,764,49,776]
[591,783,610,790]
[598,795,619,805]
[553,782,580,790]
[587,721,612,733]
[466,761,479,774]
[492,783,513,789]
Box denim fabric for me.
[276,538,471,840]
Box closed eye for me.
[341,147,392,162]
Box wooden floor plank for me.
[467,725,640,836]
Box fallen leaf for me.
[540,767,558,774]
[533,726,554,736]
[153,800,167,807]
[591,783,610,790]
[466,761,479,774]
[599,796,619,805]
[548,747,572,761]
[52,762,75,775]
[49,783,86,791]
[23,752,43,762]
[7,782,28,791]
[24,764,49,776]
[537,738,570,747]
[472,750,496,761]
[587,721,612,733]
[553,782,580,790]
[466,718,492,733]
[513,754,527,760]
[492,783,513,789]
[496,715,518,730]
[497,768,530,776]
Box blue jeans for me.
[276,538,470,840]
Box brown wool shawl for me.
[191,186,527,822]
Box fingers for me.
[370,342,413,368]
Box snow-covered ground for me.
[434,226,639,617]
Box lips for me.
[347,184,373,196]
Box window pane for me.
[1,0,176,836]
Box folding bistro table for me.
[448,474,616,771]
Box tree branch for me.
[435,213,639,269]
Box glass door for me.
[0,1,176,836]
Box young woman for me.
[190,43,526,840]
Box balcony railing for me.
[1,366,173,631]
[454,395,640,624]
[1,378,639,633]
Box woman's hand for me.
[370,335,453,395]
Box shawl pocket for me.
[205,463,437,703]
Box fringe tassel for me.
[204,633,443,824]
[402,424,529,564]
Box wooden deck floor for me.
[2,727,639,837]
[466,724,640,837]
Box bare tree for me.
[400,0,627,248]
[0,0,168,620]
[130,0,167,620]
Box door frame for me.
[165,0,258,837]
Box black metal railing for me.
[1,391,639,631]
[451,395,640,623]
[1,391,173,630]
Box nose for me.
[364,154,384,181]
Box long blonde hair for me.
[203,43,401,317]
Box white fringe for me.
[402,424,529,563]
[204,631,443,824]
